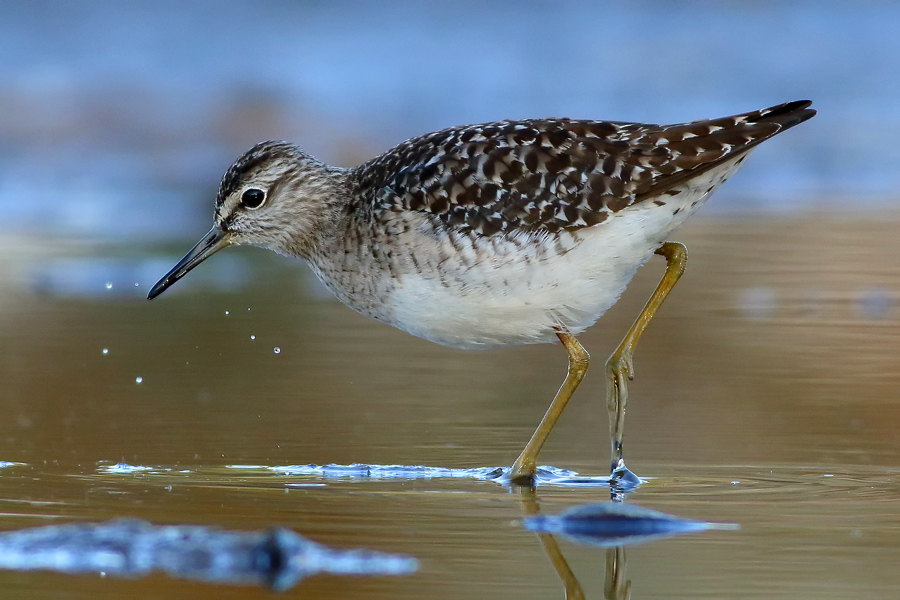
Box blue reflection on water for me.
[524,502,738,548]
[0,518,418,590]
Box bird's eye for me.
[241,188,266,209]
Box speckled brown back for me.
[352,100,815,235]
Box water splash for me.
[99,463,154,474]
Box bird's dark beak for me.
[147,226,230,299]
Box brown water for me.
[2,214,900,598]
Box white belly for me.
[386,156,747,348]
[315,155,747,349]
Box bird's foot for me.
[609,459,642,500]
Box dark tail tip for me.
[754,100,816,130]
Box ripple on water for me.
[227,463,618,487]
[94,462,621,488]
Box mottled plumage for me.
[149,101,815,482]
[352,100,814,236]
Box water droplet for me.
[135,377,143,384]
[250,335,256,340]
[105,282,113,290]
[273,347,281,354]
[102,348,109,355]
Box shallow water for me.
[2,214,900,598]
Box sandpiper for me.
[148,100,815,485]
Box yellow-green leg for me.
[608,241,687,483]
[510,327,590,484]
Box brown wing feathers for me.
[631,100,816,200]
[354,101,815,235]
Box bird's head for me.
[148,141,345,299]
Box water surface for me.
[2,214,900,598]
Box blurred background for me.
[0,0,894,251]
[2,2,900,599]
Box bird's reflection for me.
[517,490,737,599]
[518,489,587,600]
[604,546,631,600]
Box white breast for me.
[314,155,749,349]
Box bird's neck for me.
[283,164,354,260]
